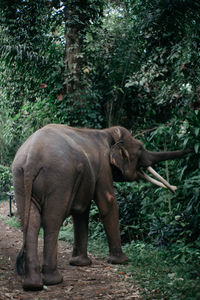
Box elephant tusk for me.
[138,171,177,193]
[147,166,177,193]
[138,171,167,188]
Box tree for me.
[64,0,100,94]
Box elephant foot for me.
[42,269,63,286]
[107,253,129,265]
[69,255,92,266]
[23,274,43,291]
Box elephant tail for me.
[16,247,25,275]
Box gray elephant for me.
[12,124,192,291]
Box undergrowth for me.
[123,242,200,300]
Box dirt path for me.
[0,201,142,300]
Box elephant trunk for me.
[146,148,192,166]
[138,148,192,193]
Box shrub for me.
[0,165,12,201]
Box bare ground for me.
[0,201,142,300]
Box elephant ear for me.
[110,142,130,174]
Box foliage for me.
[0,166,12,201]
[0,0,64,114]
[114,182,144,243]
[84,0,200,128]
[55,92,104,128]
[0,109,15,165]
[84,5,140,126]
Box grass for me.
[3,215,20,229]
[121,242,200,299]
[58,223,74,244]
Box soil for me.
[0,201,142,300]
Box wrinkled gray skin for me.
[12,125,191,291]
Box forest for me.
[0,0,200,298]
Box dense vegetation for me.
[1,0,200,298]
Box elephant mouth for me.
[138,166,177,193]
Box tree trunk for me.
[64,0,88,95]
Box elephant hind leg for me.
[41,195,65,286]
[42,226,64,285]
[22,201,43,291]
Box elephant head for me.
[109,126,192,192]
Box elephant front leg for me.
[69,207,92,266]
[95,190,129,264]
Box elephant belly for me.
[70,177,95,215]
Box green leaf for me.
[183,137,189,147]
[194,143,199,154]
[194,127,200,137]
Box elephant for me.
[12,124,192,291]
